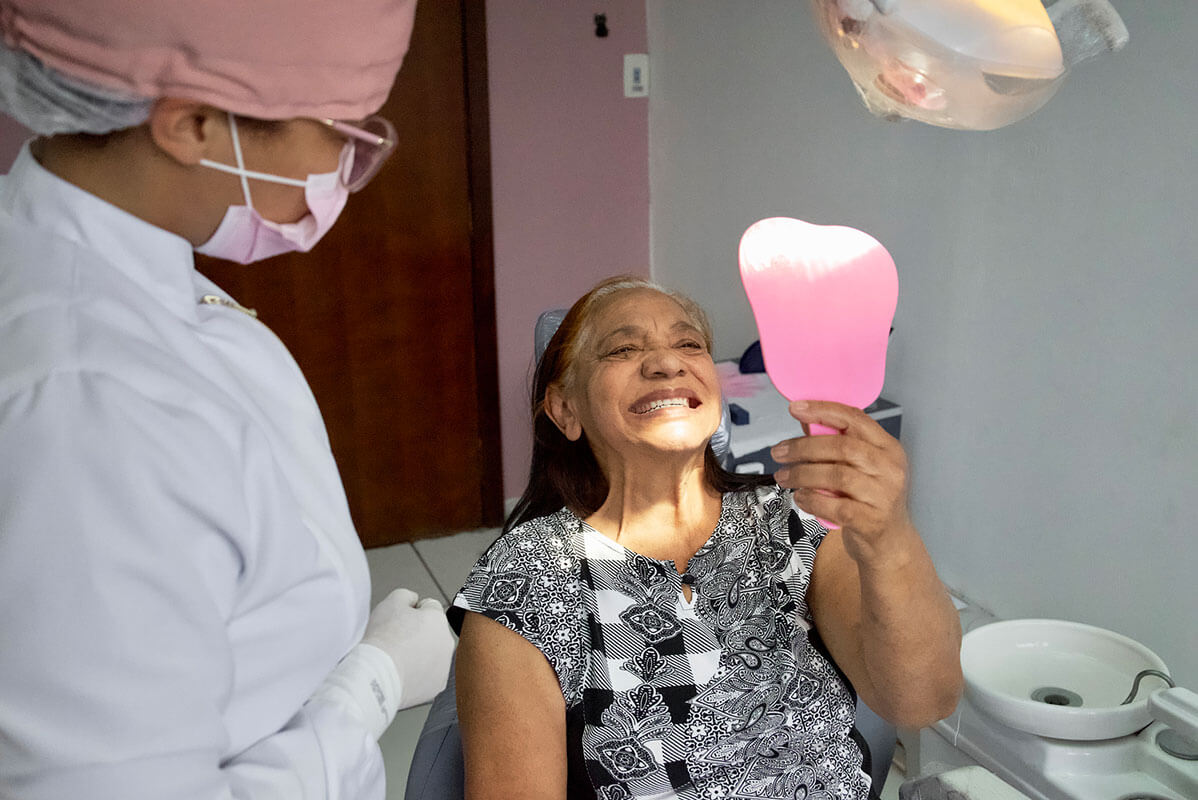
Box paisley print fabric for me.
[450,486,872,800]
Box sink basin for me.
[960,618,1171,740]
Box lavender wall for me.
[485,1,650,502]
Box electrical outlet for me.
[624,53,649,98]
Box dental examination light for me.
[739,217,898,528]
[811,0,1129,130]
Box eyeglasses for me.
[318,115,397,192]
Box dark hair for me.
[68,111,286,148]
[504,275,773,533]
[69,128,136,148]
[233,115,290,135]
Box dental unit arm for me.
[811,0,1128,130]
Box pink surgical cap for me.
[0,0,418,121]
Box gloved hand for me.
[362,587,456,709]
[308,588,456,739]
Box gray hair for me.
[0,41,153,135]
[557,276,715,393]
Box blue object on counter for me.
[728,403,750,425]
[738,340,765,373]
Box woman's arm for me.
[771,400,963,729]
[456,612,569,800]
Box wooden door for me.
[198,0,501,547]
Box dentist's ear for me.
[545,383,583,442]
[146,99,228,167]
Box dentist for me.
[0,1,455,798]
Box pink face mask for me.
[196,114,353,264]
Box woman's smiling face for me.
[549,288,722,467]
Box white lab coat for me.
[0,144,384,799]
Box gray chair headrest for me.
[533,308,568,362]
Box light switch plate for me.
[624,53,649,98]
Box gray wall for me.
[648,1,1197,686]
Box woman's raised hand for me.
[769,400,916,562]
[774,401,964,726]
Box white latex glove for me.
[363,588,456,709]
[309,588,455,739]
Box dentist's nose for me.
[642,346,686,378]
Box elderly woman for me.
[451,276,963,800]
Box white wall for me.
[648,1,1197,686]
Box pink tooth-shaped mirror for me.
[739,217,898,525]
[739,217,898,424]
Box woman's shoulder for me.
[453,509,584,610]
[451,508,591,702]
[488,508,581,563]
[726,484,827,545]
[728,483,794,518]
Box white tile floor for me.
[367,528,500,799]
[366,528,906,800]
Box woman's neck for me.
[585,451,723,567]
[32,133,227,245]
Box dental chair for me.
[405,310,896,800]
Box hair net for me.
[0,0,418,127]
[0,40,152,135]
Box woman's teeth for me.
[635,398,691,414]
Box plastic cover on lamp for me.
[811,0,1068,130]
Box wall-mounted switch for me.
[624,53,649,98]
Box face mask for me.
[196,114,353,264]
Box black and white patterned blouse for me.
[450,486,872,800]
